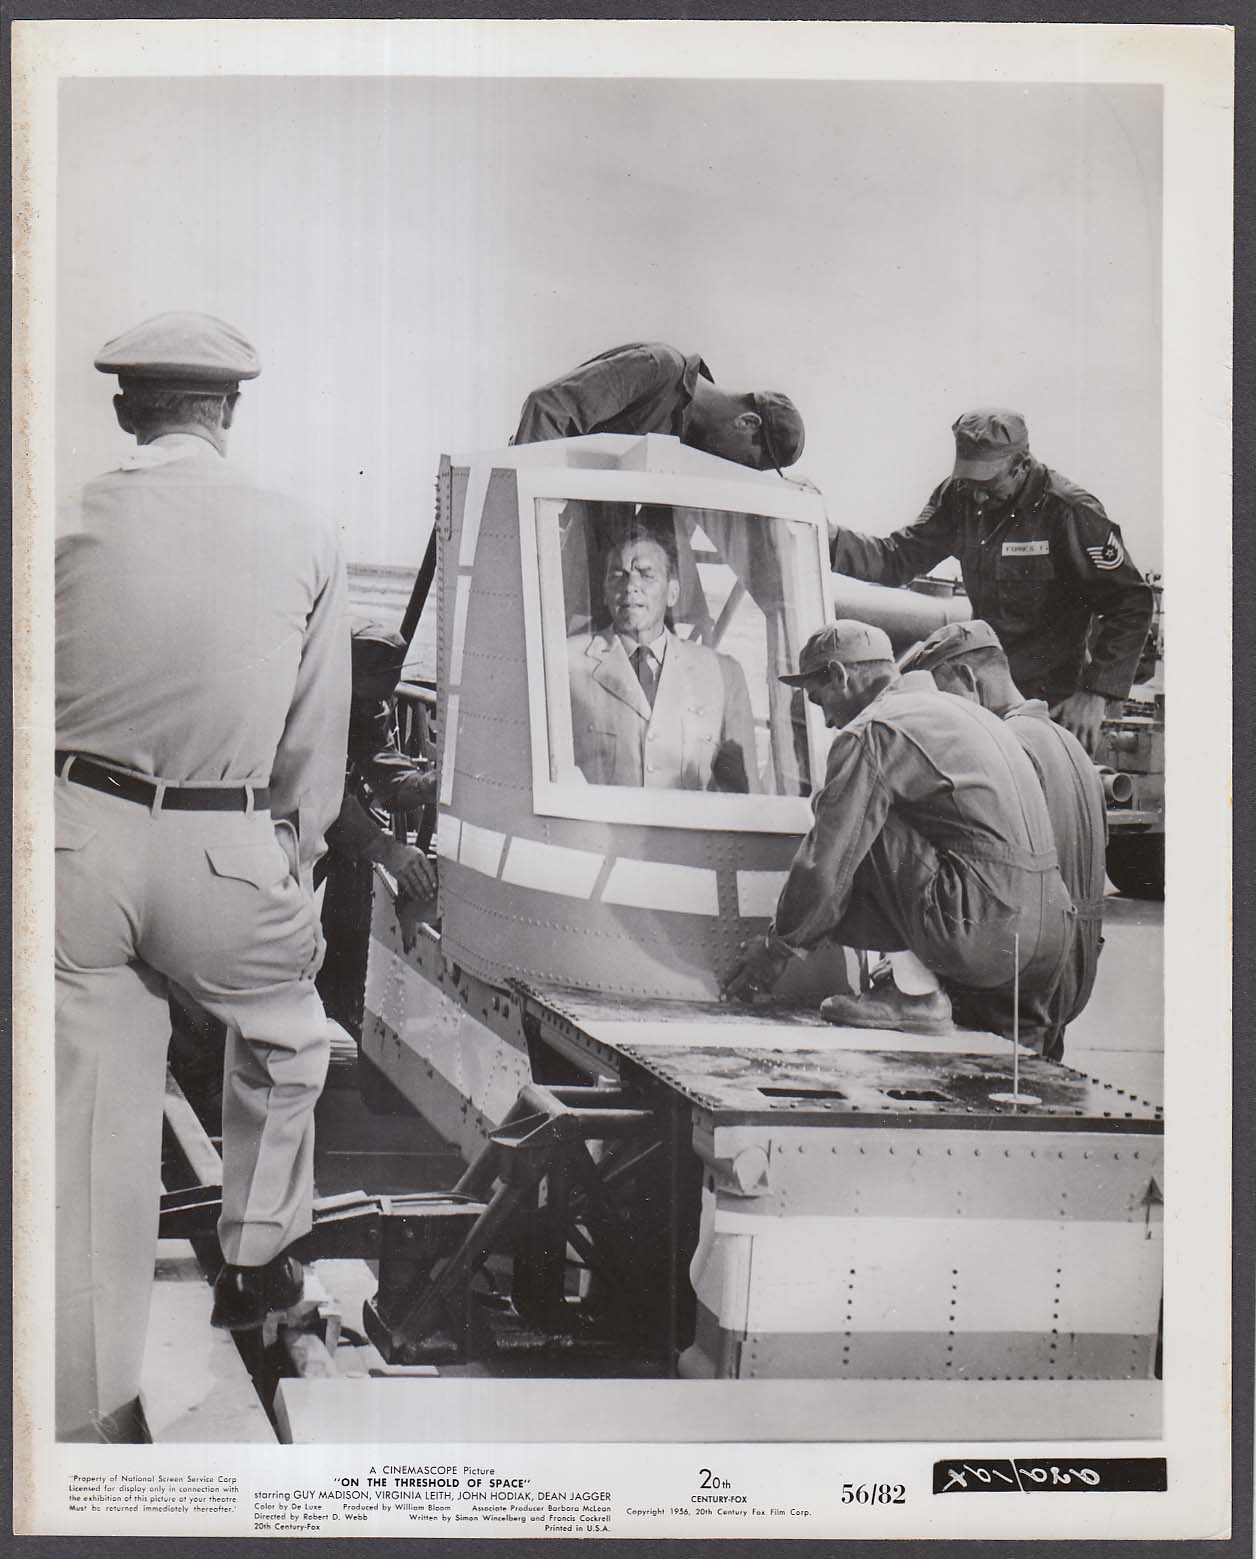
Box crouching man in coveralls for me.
[54,312,350,1440]
[898,619,1107,1061]
[723,621,1075,1044]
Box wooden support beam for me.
[164,1068,224,1187]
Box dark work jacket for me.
[324,697,425,862]
[831,460,1153,703]
[513,342,712,445]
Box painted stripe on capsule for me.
[736,869,788,919]
[458,819,506,879]
[433,811,462,863]
[438,692,460,807]
[440,815,720,917]
[500,834,605,898]
[457,462,492,571]
[448,575,471,687]
[602,857,720,916]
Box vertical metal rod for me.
[1012,930,1021,1100]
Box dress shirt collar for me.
[618,627,670,666]
[117,432,222,471]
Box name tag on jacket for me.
[1001,539,1050,557]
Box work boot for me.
[211,1252,305,1331]
[819,986,954,1036]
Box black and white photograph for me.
[12,17,1233,1542]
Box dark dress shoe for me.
[211,1252,305,1331]
[820,986,954,1035]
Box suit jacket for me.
[567,629,760,792]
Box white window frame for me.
[515,465,833,833]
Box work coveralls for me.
[830,460,1154,704]
[513,341,712,445]
[54,434,350,1438]
[771,683,1075,1046]
[513,342,718,646]
[996,700,1108,1061]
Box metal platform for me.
[519,984,1163,1132]
[274,1375,1160,1444]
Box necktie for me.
[632,646,658,708]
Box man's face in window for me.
[603,536,680,645]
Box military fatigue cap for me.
[350,621,409,684]
[950,408,1028,481]
[95,311,260,392]
[779,620,894,685]
[753,391,805,472]
[897,618,1005,674]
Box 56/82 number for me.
[842,1484,906,1504]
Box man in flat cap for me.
[55,312,350,1440]
[513,342,805,474]
[323,623,438,896]
[898,620,1107,1060]
[829,410,1153,756]
[723,621,1075,1044]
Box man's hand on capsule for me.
[1050,689,1108,757]
[722,934,789,1003]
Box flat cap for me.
[753,391,805,472]
[351,621,409,683]
[897,619,1005,674]
[951,408,1028,481]
[95,311,260,390]
[779,620,894,684]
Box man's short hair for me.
[118,382,230,436]
[604,521,679,580]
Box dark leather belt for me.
[56,751,270,813]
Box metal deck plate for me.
[520,984,1162,1131]
[618,1042,1161,1128]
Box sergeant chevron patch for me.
[1086,530,1126,570]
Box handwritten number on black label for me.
[933,1458,1167,1495]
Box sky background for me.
[56,76,1162,572]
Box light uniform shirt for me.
[56,433,350,864]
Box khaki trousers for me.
[54,779,330,1438]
